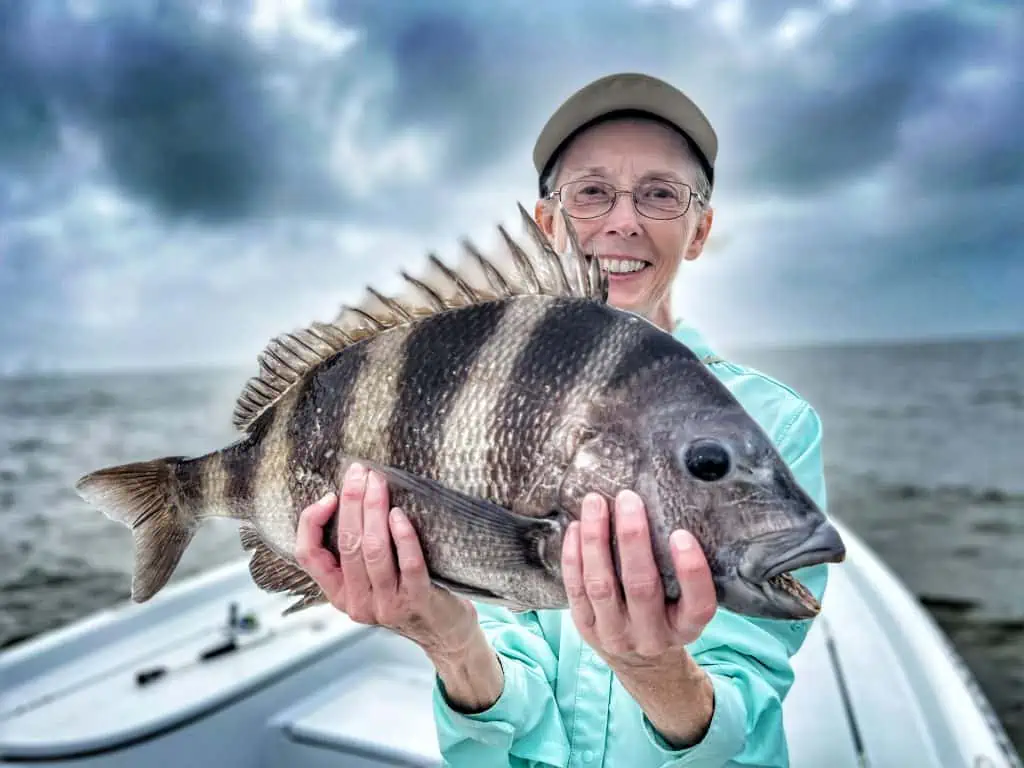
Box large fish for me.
[75,205,845,621]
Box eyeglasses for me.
[547,179,705,221]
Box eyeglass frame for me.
[545,178,707,221]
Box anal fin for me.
[240,524,326,615]
[283,592,328,616]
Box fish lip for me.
[755,522,846,583]
[725,522,843,619]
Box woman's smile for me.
[599,255,652,281]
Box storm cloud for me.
[1,0,1021,372]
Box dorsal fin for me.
[231,203,606,432]
[334,204,606,330]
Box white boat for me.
[1,519,1020,768]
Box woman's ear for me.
[684,205,715,262]
[534,199,556,240]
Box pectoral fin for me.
[359,460,564,571]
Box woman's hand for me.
[295,462,480,658]
[561,490,718,668]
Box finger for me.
[362,471,398,595]
[561,520,595,631]
[337,463,374,619]
[614,490,669,651]
[294,493,346,602]
[667,529,718,642]
[580,493,627,643]
[389,507,430,603]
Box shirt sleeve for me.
[432,604,571,768]
[640,397,832,767]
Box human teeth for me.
[602,259,647,274]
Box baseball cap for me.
[532,72,718,196]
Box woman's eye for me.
[641,184,679,201]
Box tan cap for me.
[532,72,718,194]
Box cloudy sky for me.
[1,0,1021,373]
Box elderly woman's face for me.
[536,118,712,322]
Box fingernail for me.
[618,490,642,516]
[582,495,602,521]
[389,507,406,529]
[346,462,364,482]
[320,491,338,506]
[671,529,692,551]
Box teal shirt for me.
[431,320,831,768]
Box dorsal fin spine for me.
[346,306,387,331]
[368,287,414,323]
[401,271,447,312]
[428,254,476,302]
[282,333,323,363]
[498,225,542,293]
[462,238,512,297]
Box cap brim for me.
[532,72,717,188]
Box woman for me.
[294,72,830,767]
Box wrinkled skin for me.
[295,464,480,656]
[535,117,714,330]
[562,491,718,664]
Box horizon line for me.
[2,327,1022,380]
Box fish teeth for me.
[601,258,647,274]
[768,572,819,612]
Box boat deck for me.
[0,521,1019,767]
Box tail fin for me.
[75,457,197,603]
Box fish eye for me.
[682,439,732,482]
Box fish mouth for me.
[757,572,823,618]
[736,522,847,619]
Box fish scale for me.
[488,299,621,509]
[432,300,546,500]
[74,203,846,620]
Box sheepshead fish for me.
[75,204,845,621]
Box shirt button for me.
[582,749,595,763]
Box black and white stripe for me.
[221,405,275,514]
[486,298,626,504]
[429,296,553,498]
[602,319,699,392]
[286,340,371,504]
[386,300,511,479]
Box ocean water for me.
[1,335,1022,751]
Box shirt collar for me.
[671,318,722,365]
